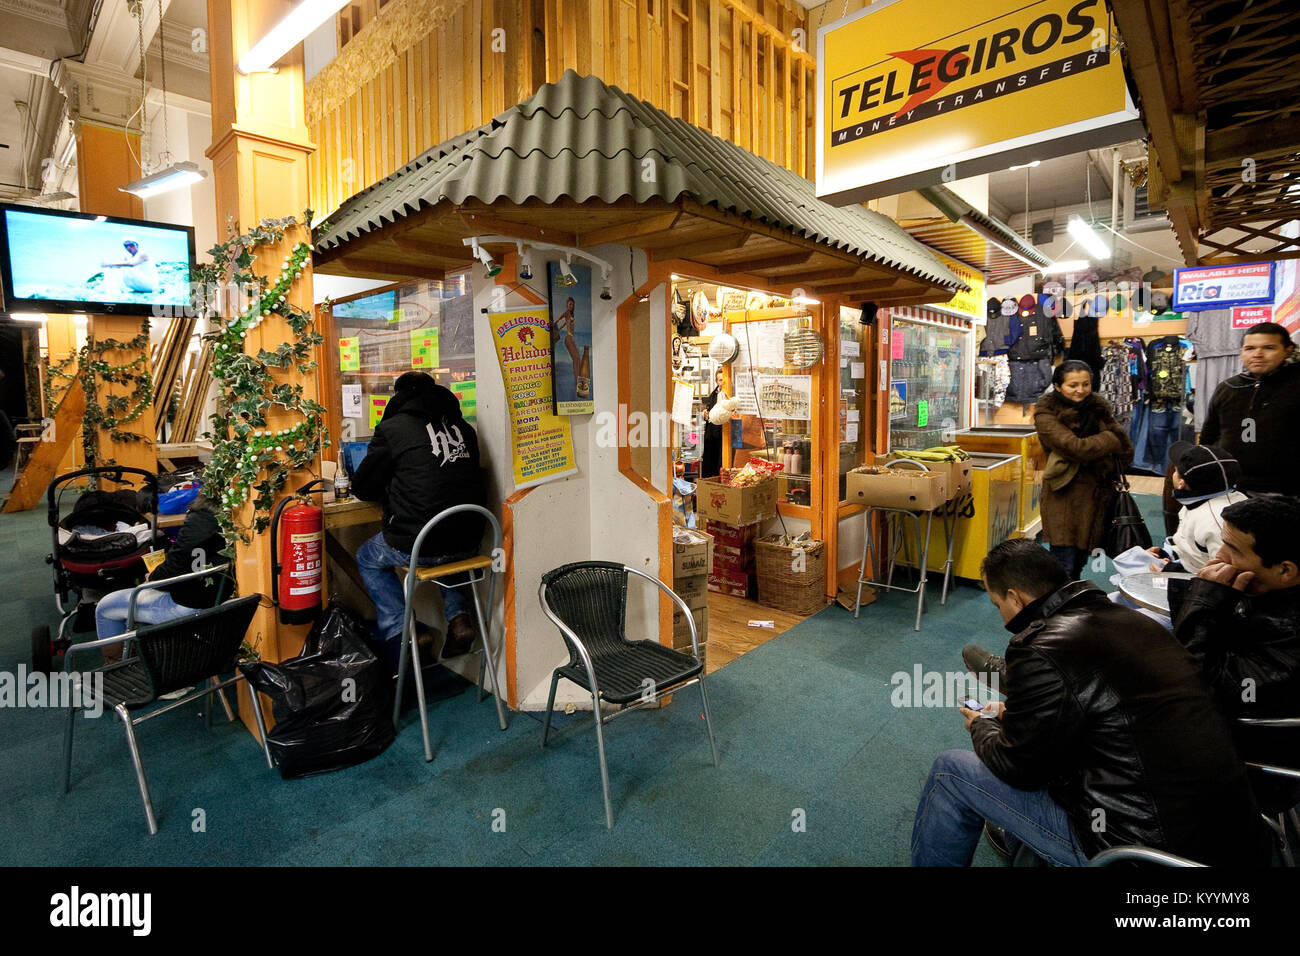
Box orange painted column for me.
[73,123,157,474]
[206,0,321,729]
[43,316,84,473]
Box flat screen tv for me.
[0,203,196,317]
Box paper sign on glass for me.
[409,327,439,368]
[851,361,865,379]
[672,379,694,425]
[368,394,390,429]
[342,384,362,419]
[339,337,360,371]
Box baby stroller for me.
[32,466,162,672]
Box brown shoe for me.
[443,614,478,658]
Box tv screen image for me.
[0,204,195,316]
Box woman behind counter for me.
[1034,359,1134,579]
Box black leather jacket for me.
[970,581,1268,865]
[1170,576,1300,720]
[1199,361,1300,496]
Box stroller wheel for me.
[31,625,53,674]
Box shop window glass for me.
[888,318,968,451]
[837,307,870,502]
[330,274,475,441]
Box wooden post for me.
[73,123,158,475]
[206,0,321,731]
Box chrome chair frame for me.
[393,504,509,762]
[62,580,272,835]
[538,564,719,829]
[1089,846,1206,867]
[1239,716,1300,867]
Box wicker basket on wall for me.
[755,539,827,615]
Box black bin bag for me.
[240,602,395,779]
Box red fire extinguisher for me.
[271,491,324,624]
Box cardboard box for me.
[672,572,709,610]
[703,520,758,547]
[672,528,713,578]
[707,567,754,597]
[847,467,948,511]
[876,454,972,499]
[695,477,777,527]
[672,605,708,649]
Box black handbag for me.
[1103,462,1152,557]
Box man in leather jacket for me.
[912,538,1267,866]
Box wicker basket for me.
[755,539,827,615]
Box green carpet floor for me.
[0,481,1162,866]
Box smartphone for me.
[960,699,982,711]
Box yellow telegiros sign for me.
[930,252,986,322]
[816,0,1141,203]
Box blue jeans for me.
[355,532,477,644]
[95,586,195,639]
[1049,544,1085,580]
[911,748,1089,867]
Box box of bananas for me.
[876,446,973,500]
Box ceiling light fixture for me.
[516,243,534,280]
[18,191,75,206]
[469,238,501,277]
[1008,160,1041,171]
[120,160,207,199]
[1041,259,1091,274]
[238,0,351,74]
[1067,215,1111,260]
[557,255,579,287]
[9,312,49,323]
[599,265,612,300]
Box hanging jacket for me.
[1006,306,1065,362]
[352,380,487,554]
[1199,360,1300,496]
[1098,342,1134,425]
[1067,311,1103,379]
[1145,335,1188,405]
[980,313,1014,356]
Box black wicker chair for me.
[1239,716,1300,867]
[62,589,271,834]
[538,561,719,828]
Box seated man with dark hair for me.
[912,538,1267,866]
[1169,494,1300,810]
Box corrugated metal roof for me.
[315,71,965,291]
[916,185,1051,272]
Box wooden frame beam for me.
[341,256,446,280]
[578,212,681,246]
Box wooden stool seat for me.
[396,553,494,582]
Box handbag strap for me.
[1112,456,1131,492]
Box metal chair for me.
[1238,716,1300,867]
[392,504,509,762]
[62,586,271,835]
[538,561,720,828]
[1089,846,1206,867]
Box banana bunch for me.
[893,445,970,463]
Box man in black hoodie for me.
[1199,322,1300,496]
[352,372,487,664]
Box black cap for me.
[1169,442,1241,496]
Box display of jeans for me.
[95,586,197,640]
[1098,342,1135,424]
[1005,357,1052,404]
[1129,400,1184,473]
[1067,310,1103,379]
[911,748,1089,867]
[356,531,477,663]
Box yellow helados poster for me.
[489,307,578,489]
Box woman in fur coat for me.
[1034,359,1135,578]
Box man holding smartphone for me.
[911,539,1267,866]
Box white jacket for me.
[1169,490,1248,572]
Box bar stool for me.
[392,504,509,762]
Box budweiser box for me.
[703,519,758,547]
[672,527,713,578]
[695,477,777,527]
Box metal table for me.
[1117,572,1194,614]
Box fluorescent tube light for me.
[10,313,49,323]
[1067,216,1111,260]
[120,161,207,199]
[238,0,351,74]
[1008,160,1041,171]
[1041,259,1091,274]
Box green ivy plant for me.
[195,210,328,547]
[79,327,154,459]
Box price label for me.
[917,400,929,428]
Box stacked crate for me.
[703,519,758,598]
[671,528,712,663]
